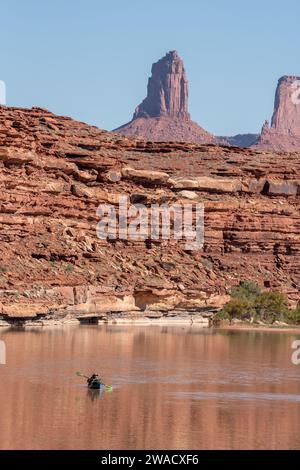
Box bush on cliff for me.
[254,291,289,323]
[213,281,291,325]
[231,280,261,302]
[286,306,300,325]
[217,297,256,322]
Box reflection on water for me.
[0,325,300,449]
[171,391,300,402]
[87,388,105,401]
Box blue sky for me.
[1,0,300,135]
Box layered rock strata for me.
[0,106,298,323]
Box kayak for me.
[88,380,103,390]
[76,371,112,391]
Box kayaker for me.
[87,373,101,387]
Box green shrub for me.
[214,295,256,324]
[286,306,300,325]
[255,291,289,324]
[220,297,255,321]
[213,309,230,323]
[231,280,261,301]
[213,280,292,325]
[63,263,74,273]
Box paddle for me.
[76,371,113,390]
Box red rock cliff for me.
[0,106,298,323]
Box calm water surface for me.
[0,325,300,449]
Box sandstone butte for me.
[114,51,300,152]
[114,50,217,145]
[254,75,300,151]
[0,105,299,324]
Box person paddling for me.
[87,373,101,387]
[76,371,112,391]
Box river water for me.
[0,325,300,450]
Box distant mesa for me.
[220,133,259,148]
[114,50,217,144]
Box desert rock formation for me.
[133,50,190,120]
[115,52,300,151]
[114,51,216,144]
[0,106,299,322]
[254,76,300,151]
